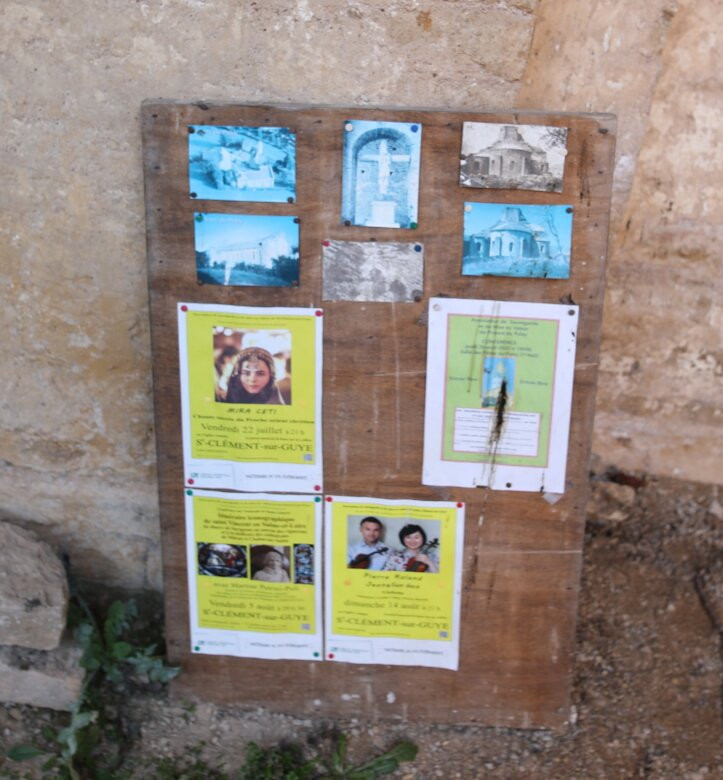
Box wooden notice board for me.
[141,100,616,729]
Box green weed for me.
[6,597,179,779]
[150,733,417,780]
[6,598,417,779]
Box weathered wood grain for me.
[141,101,615,728]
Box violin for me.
[348,547,388,569]
[405,538,439,572]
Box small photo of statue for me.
[250,546,291,583]
[293,544,315,585]
[482,357,516,410]
[188,125,296,203]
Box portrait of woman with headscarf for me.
[224,346,286,405]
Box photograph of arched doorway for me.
[341,119,422,228]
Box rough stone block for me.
[587,480,638,523]
[0,638,84,711]
[0,521,69,650]
[696,558,723,634]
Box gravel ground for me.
[2,471,721,778]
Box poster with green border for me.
[423,298,578,493]
[185,490,322,661]
[178,303,323,493]
[324,495,465,670]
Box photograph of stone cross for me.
[341,119,422,229]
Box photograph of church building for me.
[194,213,300,287]
[462,203,573,279]
[460,122,568,193]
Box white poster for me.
[186,490,323,661]
[178,303,323,493]
[423,298,579,493]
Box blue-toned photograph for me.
[341,119,422,229]
[462,203,573,279]
[188,125,296,203]
[194,213,299,287]
[482,357,516,409]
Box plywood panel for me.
[141,101,615,728]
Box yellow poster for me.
[178,303,323,493]
[324,496,464,670]
[186,490,322,661]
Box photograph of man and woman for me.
[213,326,291,405]
[346,515,440,573]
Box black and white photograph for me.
[322,240,423,302]
[188,125,296,202]
[460,122,568,193]
[250,545,291,583]
[194,212,299,287]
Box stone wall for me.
[519,0,722,483]
[1,0,720,590]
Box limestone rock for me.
[587,480,638,523]
[0,638,83,711]
[0,522,69,650]
[695,558,723,633]
[598,481,637,506]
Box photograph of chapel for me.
[194,212,300,287]
[462,203,573,279]
[460,122,568,193]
